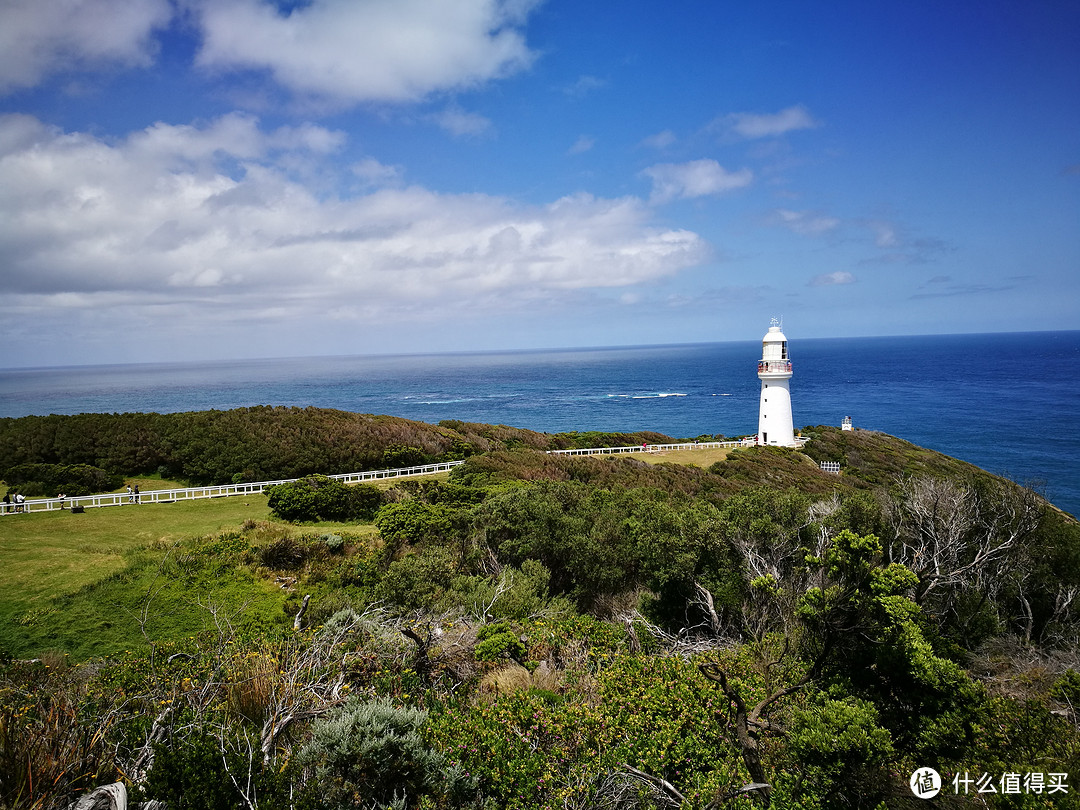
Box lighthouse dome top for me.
[762,325,787,343]
[759,319,790,366]
[762,318,787,343]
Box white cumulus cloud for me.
[0,0,172,93]
[192,0,540,104]
[0,114,709,359]
[642,159,752,204]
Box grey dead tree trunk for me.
[68,782,164,810]
[693,581,724,636]
[293,593,311,630]
[69,783,128,810]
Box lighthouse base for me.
[757,377,796,447]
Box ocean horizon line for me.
[3,327,1077,375]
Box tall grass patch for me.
[1,532,291,660]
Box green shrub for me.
[321,533,345,553]
[268,476,384,522]
[383,444,428,469]
[376,547,457,611]
[374,500,456,550]
[297,696,468,810]
[475,621,525,663]
[267,478,322,522]
[142,731,290,810]
[455,560,571,622]
[775,696,895,808]
[346,483,384,520]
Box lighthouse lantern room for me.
[757,319,796,447]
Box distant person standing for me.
[133,485,140,504]
[2,492,9,513]
[126,484,134,503]
[14,493,25,512]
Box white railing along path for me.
[3,440,760,515]
[548,439,752,456]
[3,461,465,515]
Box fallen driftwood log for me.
[69,783,127,810]
[68,782,165,810]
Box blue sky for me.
[1,0,1077,367]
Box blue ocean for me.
[1,331,1078,516]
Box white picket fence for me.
[2,461,465,515]
[3,440,762,516]
[548,439,751,457]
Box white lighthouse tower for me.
[757,319,796,447]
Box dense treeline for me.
[3,427,1079,808]
[2,462,122,497]
[0,408,674,489]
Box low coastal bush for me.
[267,476,385,522]
[297,697,468,810]
[3,424,1080,809]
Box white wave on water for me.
[606,392,688,400]
[402,393,519,406]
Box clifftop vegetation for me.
[1,410,1077,809]
[0,407,671,490]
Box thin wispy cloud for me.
[721,105,819,140]
[568,135,595,155]
[640,130,677,149]
[809,271,855,287]
[562,74,606,98]
[431,106,493,137]
[351,158,404,189]
[859,231,952,265]
[773,209,841,236]
[910,282,1018,299]
[772,207,951,267]
[642,159,753,204]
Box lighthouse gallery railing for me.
[758,361,792,373]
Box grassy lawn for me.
[0,470,436,612]
[0,493,275,612]
[620,445,737,468]
[0,468,441,611]
[0,489,386,660]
